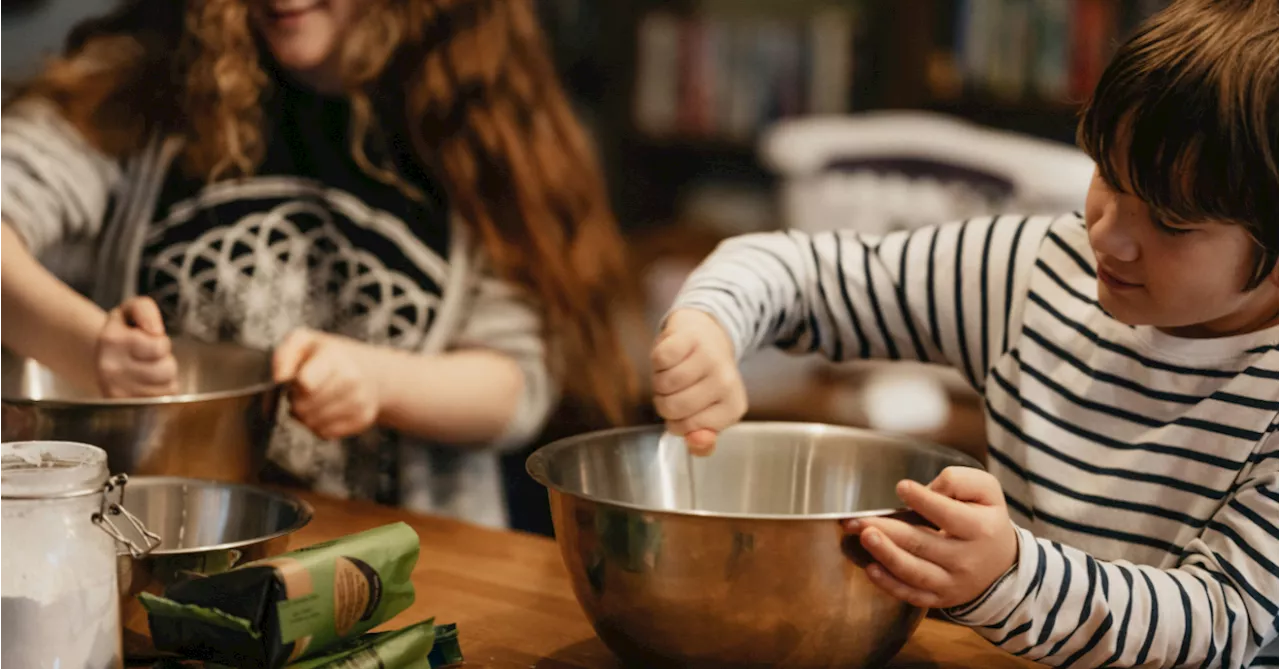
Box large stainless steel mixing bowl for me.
[113,476,313,659]
[527,422,982,669]
[1,339,283,482]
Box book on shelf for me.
[633,8,858,143]
[940,0,1165,106]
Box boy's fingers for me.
[684,428,718,455]
[897,479,983,539]
[859,527,950,596]
[650,331,696,372]
[651,353,711,395]
[658,425,719,456]
[865,563,941,608]
[928,466,1003,505]
[852,517,951,568]
[653,375,719,421]
[666,401,744,443]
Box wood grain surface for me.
[287,490,1043,669]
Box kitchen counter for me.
[289,490,1043,669]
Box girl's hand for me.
[650,308,747,455]
[843,467,1018,609]
[96,296,179,398]
[273,329,381,441]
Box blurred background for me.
[2,0,1167,535]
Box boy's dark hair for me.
[1077,0,1277,289]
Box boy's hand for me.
[274,329,381,441]
[844,466,1017,609]
[96,296,179,398]
[650,309,746,455]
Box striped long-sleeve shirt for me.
[672,213,1279,668]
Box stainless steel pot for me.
[113,476,313,659]
[527,422,982,669]
[1,339,283,483]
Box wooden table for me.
[290,491,1041,669]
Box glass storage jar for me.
[1,441,160,669]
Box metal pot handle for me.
[92,474,162,558]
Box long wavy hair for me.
[11,0,639,425]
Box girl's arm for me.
[4,223,181,397]
[1,99,126,389]
[275,262,556,449]
[366,347,531,446]
[375,266,555,448]
[1,222,107,390]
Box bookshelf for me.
[537,0,1168,232]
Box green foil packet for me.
[140,523,420,668]
[426,623,462,667]
[286,619,463,668]
[148,621,461,669]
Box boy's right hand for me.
[96,296,179,398]
[650,308,747,456]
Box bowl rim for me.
[1,340,285,407]
[1,380,285,407]
[117,476,315,556]
[526,421,984,521]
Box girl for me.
[0,0,636,528]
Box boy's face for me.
[1084,168,1278,337]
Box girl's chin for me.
[268,44,335,73]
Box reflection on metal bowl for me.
[1,339,283,482]
[527,422,981,669]
[113,476,313,659]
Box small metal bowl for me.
[113,476,313,660]
[527,422,981,669]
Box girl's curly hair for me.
[11,0,638,425]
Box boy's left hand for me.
[273,329,381,441]
[845,466,1017,609]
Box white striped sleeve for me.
[1,98,121,254]
[671,214,1055,389]
[943,424,1280,668]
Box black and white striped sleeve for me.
[670,215,1054,390]
[943,424,1280,668]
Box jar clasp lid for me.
[91,474,162,558]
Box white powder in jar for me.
[2,594,121,669]
[1,442,125,669]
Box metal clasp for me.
[92,474,162,558]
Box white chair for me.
[763,110,1094,234]
[749,111,1095,434]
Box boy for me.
[650,1,1278,666]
